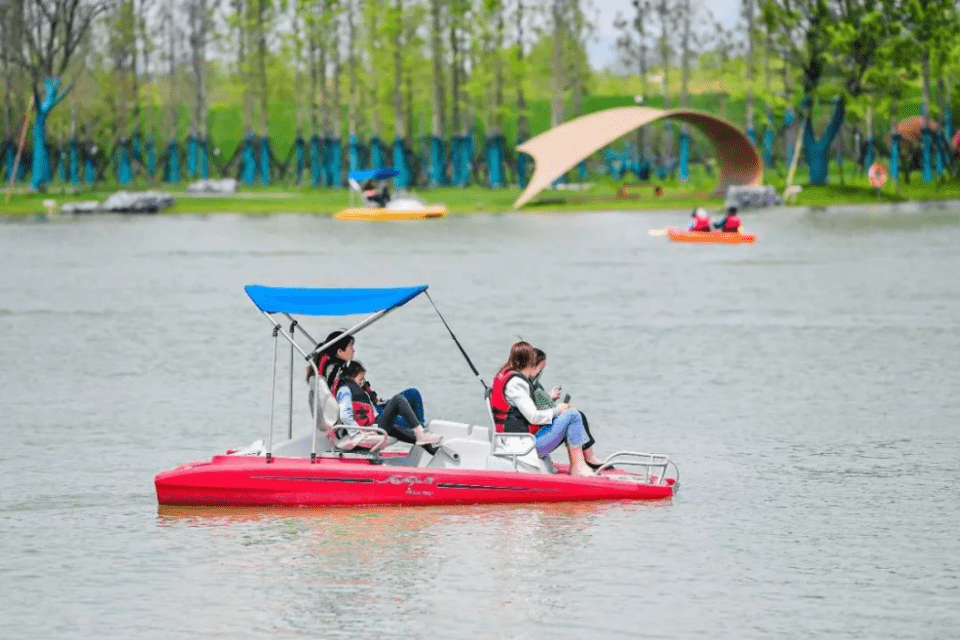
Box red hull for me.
[155,455,676,507]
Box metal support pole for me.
[266,323,280,463]
[288,320,296,440]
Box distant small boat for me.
[667,229,756,244]
[336,167,446,221]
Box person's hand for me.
[550,386,562,400]
[555,403,571,414]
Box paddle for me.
[647,228,669,236]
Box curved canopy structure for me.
[513,106,762,209]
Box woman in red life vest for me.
[713,206,742,233]
[489,341,593,476]
[687,207,713,232]
[336,360,442,448]
[530,348,608,471]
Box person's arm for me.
[336,386,357,426]
[504,377,555,425]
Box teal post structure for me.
[370,135,384,169]
[31,77,70,190]
[921,125,932,182]
[241,134,256,184]
[784,110,795,168]
[803,98,845,184]
[146,134,156,177]
[890,133,900,185]
[295,136,306,184]
[763,126,774,169]
[199,138,209,180]
[486,134,505,187]
[328,138,342,188]
[516,137,529,187]
[69,138,79,186]
[348,134,360,174]
[117,140,132,185]
[187,133,198,178]
[165,139,180,184]
[393,138,409,189]
[747,127,756,146]
[84,145,96,184]
[429,135,444,187]
[864,135,874,172]
[678,129,690,182]
[260,136,271,185]
[309,134,321,186]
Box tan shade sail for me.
[513,106,763,209]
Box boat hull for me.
[334,207,447,221]
[667,229,756,243]
[155,455,675,507]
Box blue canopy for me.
[348,168,399,182]
[245,285,428,316]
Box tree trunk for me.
[516,0,527,142]
[551,0,565,127]
[347,0,357,138]
[744,0,755,138]
[430,0,445,138]
[393,0,404,139]
[257,0,269,137]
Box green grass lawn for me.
[4,162,960,216]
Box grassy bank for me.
[4,168,960,216]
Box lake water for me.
[2,204,959,639]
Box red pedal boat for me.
[668,228,756,243]
[154,285,679,508]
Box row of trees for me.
[1,0,959,189]
[613,0,960,183]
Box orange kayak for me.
[667,229,756,244]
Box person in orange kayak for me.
[713,206,743,233]
[687,207,713,232]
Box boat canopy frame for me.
[245,284,488,463]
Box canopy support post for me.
[266,323,280,463]
[287,320,296,441]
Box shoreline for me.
[4,181,960,216]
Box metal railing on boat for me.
[593,451,679,485]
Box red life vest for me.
[489,369,538,434]
[338,378,377,426]
[722,214,742,232]
[690,214,712,232]
[315,353,345,393]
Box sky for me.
[585,0,742,70]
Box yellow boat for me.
[337,167,447,221]
[334,206,447,221]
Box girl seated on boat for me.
[489,341,594,477]
[336,360,442,448]
[530,348,608,471]
[306,330,426,428]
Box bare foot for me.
[570,466,595,477]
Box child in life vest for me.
[336,360,441,449]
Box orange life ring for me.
[868,163,887,188]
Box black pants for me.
[376,395,421,444]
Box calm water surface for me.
[2,204,959,639]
